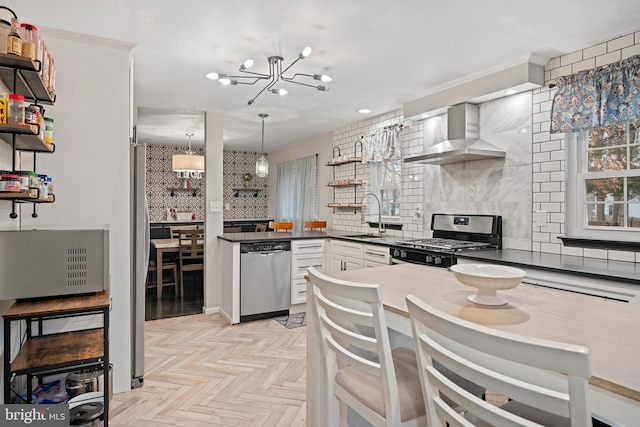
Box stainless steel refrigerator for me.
[130,130,149,389]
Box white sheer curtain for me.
[275,154,318,230]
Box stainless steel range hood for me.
[404,103,506,165]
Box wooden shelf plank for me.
[0,53,55,104]
[326,157,362,166]
[11,329,105,373]
[327,182,363,187]
[4,291,110,319]
[0,123,53,152]
[327,203,362,208]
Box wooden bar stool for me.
[268,221,293,232]
[304,220,326,230]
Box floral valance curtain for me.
[361,126,401,163]
[550,55,640,133]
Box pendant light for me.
[172,132,205,181]
[255,113,269,177]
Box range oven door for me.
[389,247,455,268]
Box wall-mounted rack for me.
[232,188,263,198]
[167,187,201,197]
[327,140,363,213]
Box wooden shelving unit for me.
[3,291,110,422]
[327,142,363,212]
[0,52,57,219]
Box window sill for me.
[557,237,640,252]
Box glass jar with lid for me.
[8,93,24,124]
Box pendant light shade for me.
[172,133,204,179]
[256,114,269,178]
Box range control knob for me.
[393,249,400,257]
[401,250,407,258]
[425,255,433,263]
[434,256,442,265]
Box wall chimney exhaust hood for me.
[404,103,506,165]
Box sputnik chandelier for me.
[206,47,332,105]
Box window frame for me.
[368,157,402,224]
[566,123,640,241]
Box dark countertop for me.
[217,229,397,246]
[218,231,639,284]
[456,249,640,285]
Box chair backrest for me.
[268,221,293,232]
[255,224,267,232]
[304,220,327,230]
[223,227,242,233]
[307,267,402,425]
[170,224,198,239]
[405,294,592,427]
[178,229,204,264]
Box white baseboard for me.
[202,306,219,315]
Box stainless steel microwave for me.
[0,227,110,300]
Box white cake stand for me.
[450,264,526,306]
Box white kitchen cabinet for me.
[329,240,364,272]
[363,244,391,267]
[291,239,326,304]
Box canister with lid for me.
[8,93,24,124]
[1,173,21,192]
[19,23,37,60]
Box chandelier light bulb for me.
[241,59,254,70]
[271,88,288,95]
[314,74,332,82]
[206,72,220,80]
[300,47,312,59]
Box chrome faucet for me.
[360,192,386,236]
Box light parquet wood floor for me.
[110,314,307,427]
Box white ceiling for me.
[10,0,640,150]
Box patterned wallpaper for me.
[146,144,206,222]
[145,145,269,221]
[223,150,269,220]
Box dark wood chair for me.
[304,220,327,230]
[178,229,204,295]
[223,227,242,233]
[268,221,293,232]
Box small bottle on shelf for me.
[6,17,21,56]
[19,23,37,60]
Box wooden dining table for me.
[306,263,640,426]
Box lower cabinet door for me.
[291,279,308,304]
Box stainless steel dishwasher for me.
[240,241,291,322]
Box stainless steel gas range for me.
[390,214,502,268]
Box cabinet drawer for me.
[291,279,308,304]
[330,240,363,258]
[292,254,325,279]
[363,244,390,265]
[292,239,325,254]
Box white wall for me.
[11,31,134,394]
[267,131,334,227]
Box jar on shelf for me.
[6,17,21,56]
[46,177,53,195]
[19,23,37,60]
[0,19,10,55]
[25,104,38,125]
[37,173,48,198]
[8,93,25,124]
[1,173,21,192]
[44,117,53,143]
[15,170,30,192]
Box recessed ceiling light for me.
[358,108,372,114]
[505,89,517,95]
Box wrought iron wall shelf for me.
[167,187,201,197]
[232,188,263,198]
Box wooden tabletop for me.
[3,290,111,319]
[332,264,640,403]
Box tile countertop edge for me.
[457,249,640,285]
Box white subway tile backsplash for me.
[607,34,634,51]
[622,44,640,59]
[572,58,596,73]
[540,140,561,152]
[540,161,561,172]
[595,51,622,66]
[560,51,583,66]
[550,65,572,80]
[561,246,584,257]
[546,57,561,70]
[540,243,561,254]
[608,250,635,262]
[533,152,550,163]
[583,43,607,59]
[583,248,608,259]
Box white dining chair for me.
[307,266,427,427]
[406,294,593,427]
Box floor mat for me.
[274,312,306,329]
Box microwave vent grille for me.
[67,248,88,288]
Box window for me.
[275,155,318,230]
[369,157,401,220]
[567,121,640,239]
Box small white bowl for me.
[450,264,526,306]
